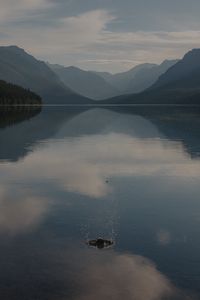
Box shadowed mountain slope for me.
[103,49,200,105]
[151,49,200,90]
[125,60,178,93]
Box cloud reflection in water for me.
[0,128,200,236]
[0,109,199,298]
[0,187,48,235]
[49,248,192,300]
[1,132,199,199]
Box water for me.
[0,106,200,299]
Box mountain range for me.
[49,60,178,100]
[0,46,92,104]
[94,64,156,91]
[49,64,120,100]
[0,45,200,105]
[95,60,178,94]
[105,49,200,105]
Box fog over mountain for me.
[49,64,119,100]
[0,46,92,104]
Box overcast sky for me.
[0,0,200,72]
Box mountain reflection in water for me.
[0,106,199,299]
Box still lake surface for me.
[0,106,200,299]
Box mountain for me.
[95,60,178,94]
[104,49,200,105]
[95,63,156,92]
[125,60,179,93]
[49,64,119,100]
[0,79,41,106]
[0,46,92,104]
[151,49,200,90]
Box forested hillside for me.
[0,80,42,106]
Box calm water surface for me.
[0,106,200,299]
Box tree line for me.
[0,80,42,106]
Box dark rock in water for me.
[87,238,114,249]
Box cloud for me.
[0,0,52,22]
[0,7,200,71]
[0,10,115,55]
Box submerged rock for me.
[87,238,114,249]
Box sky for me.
[0,0,200,72]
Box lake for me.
[0,106,200,299]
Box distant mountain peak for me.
[160,59,179,66]
[1,45,26,53]
[67,66,80,70]
[183,48,200,60]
